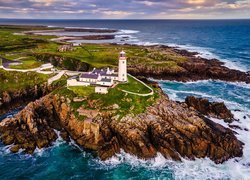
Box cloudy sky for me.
[0,0,250,19]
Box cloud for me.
[0,0,249,19]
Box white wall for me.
[118,57,127,82]
[67,79,90,87]
[96,79,113,87]
[79,78,98,83]
[95,86,108,94]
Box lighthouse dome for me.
[120,50,126,57]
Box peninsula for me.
[0,25,249,164]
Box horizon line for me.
[0,18,250,21]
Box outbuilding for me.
[95,86,108,94]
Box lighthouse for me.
[118,50,127,82]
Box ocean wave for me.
[153,78,250,89]
[94,149,249,179]
[133,42,160,46]
[117,29,140,34]
[165,43,248,72]
[64,26,110,30]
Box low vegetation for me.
[60,77,159,119]
[117,75,152,94]
[0,69,50,93]
[0,25,187,72]
[8,57,43,69]
[1,25,178,118]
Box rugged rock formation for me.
[25,28,118,35]
[0,83,53,115]
[57,44,74,52]
[32,53,92,71]
[0,92,243,164]
[59,35,115,41]
[129,45,250,84]
[185,96,234,123]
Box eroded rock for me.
[185,96,234,123]
[0,93,244,164]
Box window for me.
[123,74,125,76]
[123,61,125,64]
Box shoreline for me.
[7,24,248,73]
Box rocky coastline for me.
[0,89,244,164]
[52,35,115,43]
[0,83,52,115]
[129,45,250,84]
[0,27,248,164]
[23,28,117,43]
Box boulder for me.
[0,93,243,164]
[185,96,234,122]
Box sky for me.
[0,0,250,19]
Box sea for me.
[0,19,250,180]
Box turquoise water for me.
[0,20,250,179]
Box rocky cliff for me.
[129,45,250,83]
[0,83,53,115]
[185,96,234,123]
[0,92,243,164]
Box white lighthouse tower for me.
[118,50,127,82]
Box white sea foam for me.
[94,107,250,179]
[95,147,250,179]
[133,42,160,46]
[166,43,248,72]
[117,29,140,34]
[65,26,110,30]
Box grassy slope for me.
[117,76,152,94]
[0,26,183,118]
[0,69,50,93]
[56,78,158,119]
[33,43,187,70]
[0,26,58,69]
[0,26,187,71]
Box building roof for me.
[120,50,126,55]
[103,74,118,77]
[92,69,108,75]
[100,78,112,82]
[80,73,99,79]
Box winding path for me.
[48,70,66,85]
[120,74,154,97]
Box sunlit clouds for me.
[0,0,249,19]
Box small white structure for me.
[67,77,90,87]
[118,50,127,82]
[79,73,101,83]
[96,78,114,87]
[67,51,128,94]
[95,86,108,94]
[40,63,54,71]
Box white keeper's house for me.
[67,50,128,94]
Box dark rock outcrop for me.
[32,53,92,71]
[0,93,243,164]
[185,96,234,123]
[0,83,53,115]
[128,46,250,84]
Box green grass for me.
[0,26,188,73]
[63,77,159,119]
[0,25,182,119]
[68,86,95,97]
[8,57,43,69]
[0,69,50,93]
[117,76,152,94]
